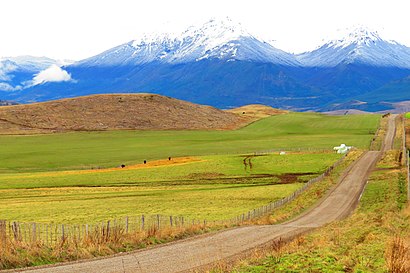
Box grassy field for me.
[0,113,380,223]
[0,153,338,189]
[0,112,379,173]
[0,153,340,223]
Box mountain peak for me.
[79,17,298,66]
[131,17,250,46]
[182,17,251,41]
[298,25,410,68]
[329,26,382,48]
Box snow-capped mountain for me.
[77,18,300,67]
[2,22,410,112]
[298,27,410,68]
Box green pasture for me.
[0,112,380,224]
[0,113,380,173]
[0,184,303,223]
[0,153,340,189]
[0,153,340,223]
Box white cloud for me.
[32,65,72,85]
[0,82,22,91]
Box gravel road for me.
[10,115,396,273]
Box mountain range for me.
[1,18,410,112]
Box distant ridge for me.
[0,94,252,134]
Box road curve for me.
[11,116,396,273]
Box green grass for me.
[0,153,339,189]
[0,113,380,173]
[0,153,340,223]
[0,184,303,224]
[405,112,410,119]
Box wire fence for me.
[0,152,348,248]
[403,116,410,201]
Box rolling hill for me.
[0,94,257,133]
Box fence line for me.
[404,115,410,201]
[0,152,348,247]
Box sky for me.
[1,0,410,61]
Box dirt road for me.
[12,116,396,273]
[381,114,397,152]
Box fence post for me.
[170,216,173,227]
[125,217,129,234]
[407,150,410,201]
[0,220,6,251]
[32,223,37,243]
[141,215,145,231]
[106,221,110,241]
[61,224,65,243]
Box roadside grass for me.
[224,151,410,273]
[394,115,405,150]
[0,113,379,173]
[0,221,220,270]
[0,153,340,223]
[370,115,387,151]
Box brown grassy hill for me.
[0,94,248,134]
[227,104,288,122]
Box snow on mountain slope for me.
[0,56,61,72]
[77,18,300,67]
[297,27,410,68]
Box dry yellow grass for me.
[16,156,203,178]
[226,104,288,122]
[0,94,249,134]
